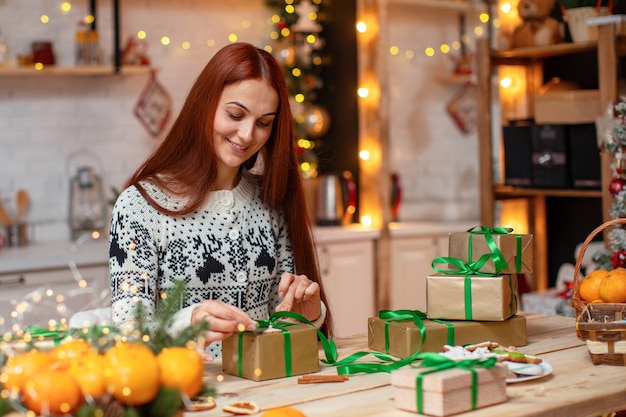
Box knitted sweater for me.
[109,171,293,357]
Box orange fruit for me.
[50,338,96,369]
[68,352,108,398]
[599,268,626,303]
[0,350,54,393]
[103,342,160,406]
[157,346,205,399]
[261,407,307,417]
[579,269,608,302]
[21,368,83,415]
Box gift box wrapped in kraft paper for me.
[222,323,320,381]
[426,273,518,321]
[391,355,508,416]
[448,226,533,274]
[368,313,526,359]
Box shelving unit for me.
[476,21,623,291]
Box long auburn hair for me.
[127,42,332,336]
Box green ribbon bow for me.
[466,225,523,273]
[412,352,498,414]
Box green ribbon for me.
[466,225,525,274]
[22,325,68,346]
[413,353,498,414]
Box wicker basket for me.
[571,218,626,366]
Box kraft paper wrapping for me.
[426,274,518,321]
[367,315,526,359]
[222,324,320,381]
[448,231,533,274]
[391,365,508,416]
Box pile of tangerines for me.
[578,268,626,303]
[0,338,204,416]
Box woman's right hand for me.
[191,300,258,346]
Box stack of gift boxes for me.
[218,226,534,416]
[369,226,534,416]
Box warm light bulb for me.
[356,21,367,33]
[161,36,171,46]
[137,30,147,39]
[60,2,71,13]
[182,41,191,50]
[228,33,238,42]
[361,216,372,227]
[389,46,399,55]
[500,2,512,14]
[40,14,49,23]
[440,44,450,54]
[357,87,369,98]
[425,47,435,57]
[500,77,512,88]
[34,63,44,70]
[359,150,371,160]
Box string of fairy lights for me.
[1,1,498,330]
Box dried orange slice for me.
[223,401,260,415]
[186,396,217,412]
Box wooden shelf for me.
[0,65,155,77]
[493,185,602,199]
[387,0,483,12]
[491,41,598,63]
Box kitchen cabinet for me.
[476,20,622,291]
[388,221,477,312]
[314,226,378,338]
[0,264,108,327]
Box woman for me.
[109,42,331,358]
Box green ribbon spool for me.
[413,352,498,414]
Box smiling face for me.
[212,79,279,188]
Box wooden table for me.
[190,314,626,417]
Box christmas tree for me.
[265,0,330,179]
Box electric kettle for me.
[315,171,357,226]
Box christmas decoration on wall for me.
[266,0,329,179]
[592,100,626,269]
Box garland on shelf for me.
[266,0,330,179]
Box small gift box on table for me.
[368,312,526,359]
[447,226,533,274]
[426,273,518,321]
[391,355,508,416]
[222,323,320,381]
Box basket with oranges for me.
[571,218,626,366]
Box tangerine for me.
[103,342,160,406]
[261,407,307,417]
[50,338,95,369]
[579,269,608,302]
[68,352,108,398]
[599,268,626,303]
[0,350,54,393]
[157,346,204,399]
[21,368,83,415]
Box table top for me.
[189,313,626,417]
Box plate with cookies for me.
[439,341,552,384]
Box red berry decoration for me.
[609,178,626,196]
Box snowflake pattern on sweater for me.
[109,171,294,357]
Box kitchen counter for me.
[389,220,478,237]
[0,237,109,274]
[0,225,381,275]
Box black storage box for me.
[568,123,601,189]
[503,122,533,187]
[532,124,569,188]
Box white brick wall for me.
[0,0,479,243]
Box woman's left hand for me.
[276,272,321,322]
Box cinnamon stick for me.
[297,375,349,384]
